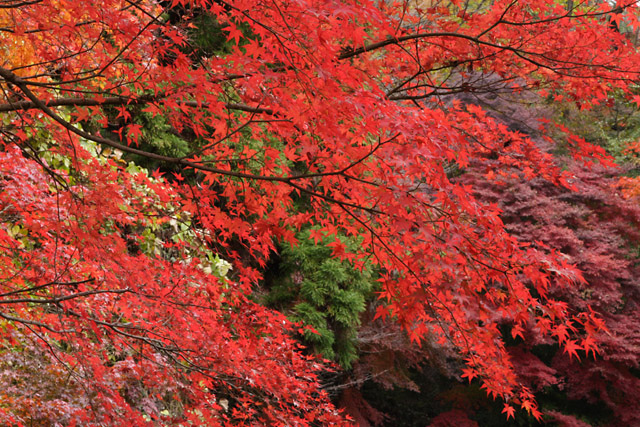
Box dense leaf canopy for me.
[1,0,640,424]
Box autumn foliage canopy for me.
[1,0,640,425]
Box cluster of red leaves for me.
[0,145,344,425]
[1,0,640,423]
[461,160,640,424]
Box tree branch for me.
[0,93,273,115]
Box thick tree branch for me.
[0,288,130,304]
[0,93,274,115]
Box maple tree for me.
[457,157,640,425]
[344,76,640,426]
[1,0,640,424]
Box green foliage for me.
[266,229,377,368]
[551,91,640,163]
[163,6,254,60]
[187,13,233,57]
[124,111,193,174]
